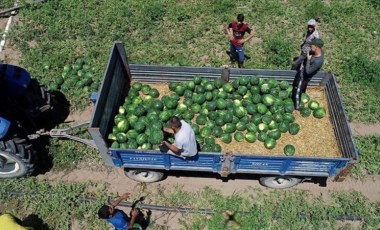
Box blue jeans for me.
[229,44,245,63]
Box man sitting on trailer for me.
[161,116,198,158]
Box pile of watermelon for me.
[49,58,100,96]
[108,76,327,155]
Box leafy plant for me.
[351,135,380,178]
[264,34,294,68]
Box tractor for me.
[0,64,68,178]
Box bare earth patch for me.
[350,122,380,136]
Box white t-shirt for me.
[171,120,197,157]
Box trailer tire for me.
[259,176,301,189]
[125,169,165,183]
[0,139,35,178]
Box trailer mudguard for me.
[0,117,10,139]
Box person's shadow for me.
[22,214,50,230]
[130,197,152,230]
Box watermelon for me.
[223,83,234,93]
[250,76,260,86]
[141,85,151,95]
[220,133,232,144]
[308,100,320,110]
[313,107,326,119]
[193,76,202,85]
[288,123,301,135]
[196,115,208,125]
[246,123,258,133]
[262,94,275,106]
[278,122,289,133]
[214,78,224,89]
[116,133,127,143]
[126,130,139,139]
[245,132,257,143]
[234,106,247,118]
[213,126,223,137]
[268,129,281,140]
[191,124,200,135]
[149,88,160,98]
[264,138,276,149]
[235,121,247,131]
[110,141,120,148]
[127,140,138,149]
[257,103,268,114]
[117,119,129,132]
[133,121,146,133]
[224,123,237,133]
[149,131,164,145]
[301,107,312,117]
[200,126,212,138]
[284,144,296,156]
[300,93,310,104]
[257,132,268,142]
[195,85,205,94]
[186,81,196,91]
[136,133,148,145]
[234,131,245,142]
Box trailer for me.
[88,42,358,189]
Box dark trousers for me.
[229,44,245,68]
[292,71,311,109]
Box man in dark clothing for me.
[292,38,325,109]
[226,13,255,68]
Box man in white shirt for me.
[162,116,198,158]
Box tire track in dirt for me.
[36,166,380,202]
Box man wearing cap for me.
[226,13,255,68]
[292,38,325,109]
[161,116,198,158]
[291,19,320,71]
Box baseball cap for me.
[307,19,317,27]
[308,38,324,48]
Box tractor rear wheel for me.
[0,138,35,178]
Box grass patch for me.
[351,135,380,178]
[1,179,379,229]
[8,0,379,122]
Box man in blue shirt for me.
[98,192,139,230]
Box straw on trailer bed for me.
[134,82,341,158]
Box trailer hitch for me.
[219,153,235,177]
[27,121,97,149]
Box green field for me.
[1,0,380,229]
[8,0,380,122]
[1,178,379,230]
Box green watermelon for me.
[284,144,296,156]
[313,107,326,119]
[245,132,257,143]
[220,133,232,144]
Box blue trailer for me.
[89,42,359,189]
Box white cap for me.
[307,19,317,26]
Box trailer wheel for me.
[259,176,301,189]
[125,169,165,183]
[0,139,35,178]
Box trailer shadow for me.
[165,170,328,188]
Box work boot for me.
[238,62,244,68]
